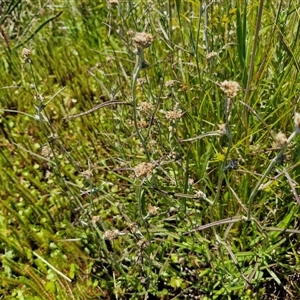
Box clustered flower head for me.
[41,145,52,158]
[138,101,154,113]
[206,51,217,59]
[274,132,287,147]
[220,80,240,98]
[22,48,31,63]
[127,30,155,49]
[127,119,147,128]
[134,162,154,178]
[148,204,159,216]
[165,103,183,121]
[137,120,148,128]
[218,123,227,134]
[109,0,118,5]
[294,112,300,133]
[165,80,178,88]
[81,169,93,180]
[137,77,147,86]
[103,229,119,241]
[165,109,183,121]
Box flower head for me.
[103,230,119,241]
[165,109,183,121]
[220,80,240,98]
[138,101,154,113]
[128,30,155,49]
[134,162,154,178]
[109,0,118,5]
[206,51,217,59]
[22,48,31,63]
[148,204,159,216]
[294,112,300,133]
[274,132,287,147]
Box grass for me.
[1,0,300,299]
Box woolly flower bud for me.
[22,48,31,63]
[165,109,183,121]
[134,162,154,178]
[294,112,300,133]
[274,132,287,148]
[103,230,119,241]
[148,204,159,216]
[138,101,154,113]
[220,80,240,98]
[218,123,227,134]
[22,48,31,58]
[128,30,155,49]
[206,51,217,59]
[109,0,118,6]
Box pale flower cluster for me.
[294,112,300,133]
[274,132,287,147]
[134,162,154,178]
[128,30,155,49]
[109,0,118,5]
[148,204,159,216]
[165,80,177,88]
[103,230,119,241]
[165,109,183,121]
[220,80,240,98]
[22,48,31,63]
[138,101,154,113]
[206,51,217,59]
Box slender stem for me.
[214,97,233,205]
[131,49,150,160]
[33,251,72,283]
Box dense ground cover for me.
[1,0,300,299]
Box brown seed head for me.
[134,162,154,178]
[274,132,287,147]
[148,204,159,216]
[103,230,119,241]
[128,31,155,49]
[165,109,183,121]
[138,101,154,113]
[220,80,240,98]
[206,51,217,59]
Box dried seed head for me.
[137,239,149,248]
[22,48,31,63]
[81,169,93,179]
[165,109,183,121]
[134,162,154,178]
[149,139,156,147]
[294,112,300,133]
[206,51,217,59]
[137,77,147,86]
[106,56,114,63]
[195,190,206,198]
[92,216,101,223]
[218,123,227,134]
[165,80,178,88]
[137,120,148,128]
[128,30,155,49]
[138,101,154,113]
[109,0,118,6]
[274,132,287,147]
[220,80,240,98]
[103,230,119,241]
[41,145,52,158]
[22,48,31,58]
[148,204,159,216]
